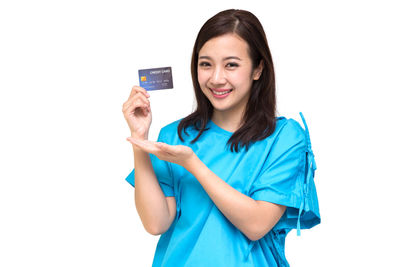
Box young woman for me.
[122,9,320,267]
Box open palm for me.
[127,138,194,168]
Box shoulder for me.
[272,116,307,149]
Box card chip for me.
[141,76,147,82]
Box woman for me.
[122,9,320,266]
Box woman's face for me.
[197,33,262,116]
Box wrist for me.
[184,153,202,174]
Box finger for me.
[156,142,168,149]
[133,92,150,105]
[124,91,150,108]
[127,138,141,150]
[127,138,159,154]
[126,93,150,110]
[155,142,176,155]
[126,137,146,150]
[129,86,150,98]
[134,99,150,115]
[125,88,150,114]
[133,90,151,102]
[123,95,150,113]
[122,100,146,115]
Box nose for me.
[209,66,226,85]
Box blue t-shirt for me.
[125,113,320,267]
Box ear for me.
[252,60,264,80]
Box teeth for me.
[212,90,231,95]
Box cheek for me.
[229,69,252,87]
[197,70,210,96]
[197,70,208,85]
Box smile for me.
[209,88,233,98]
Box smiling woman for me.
[122,9,320,267]
[196,33,263,132]
[179,9,276,152]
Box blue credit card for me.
[138,66,173,91]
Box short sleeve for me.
[125,129,175,197]
[249,114,320,235]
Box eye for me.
[199,61,211,67]
[226,62,239,68]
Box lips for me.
[209,88,233,98]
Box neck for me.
[211,108,245,133]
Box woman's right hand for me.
[122,86,152,140]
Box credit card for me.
[138,66,173,91]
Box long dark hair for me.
[177,9,277,152]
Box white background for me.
[1,0,399,266]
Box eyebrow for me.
[198,56,242,61]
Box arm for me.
[122,86,176,236]
[127,138,286,241]
[133,147,176,235]
[185,155,286,241]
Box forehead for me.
[198,33,250,58]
